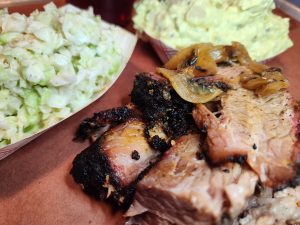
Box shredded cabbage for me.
[0,3,123,147]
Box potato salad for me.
[133,0,293,61]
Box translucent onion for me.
[256,81,288,96]
[163,42,288,99]
[157,67,223,103]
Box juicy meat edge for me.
[71,119,160,209]
[192,88,300,187]
[126,133,258,225]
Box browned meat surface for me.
[70,43,300,224]
[125,133,258,225]
[75,106,137,142]
[131,74,195,152]
[101,119,159,186]
[71,119,160,209]
[71,73,196,209]
[193,88,300,187]
[235,185,300,225]
[192,63,300,187]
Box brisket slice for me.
[125,133,258,225]
[71,74,196,209]
[71,119,160,209]
[191,63,300,187]
[193,88,300,187]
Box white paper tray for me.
[0,23,137,160]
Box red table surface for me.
[0,7,300,225]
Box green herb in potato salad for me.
[133,0,293,61]
[0,3,123,147]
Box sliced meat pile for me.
[71,119,160,208]
[236,186,300,225]
[126,133,258,225]
[70,42,300,224]
[71,73,195,209]
[193,74,300,187]
[157,42,300,187]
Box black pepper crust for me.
[70,138,118,200]
[109,160,157,210]
[143,123,170,152]
[147,134,170,151]
[74,107,134,142]
[71,74,224,210]
[131,74,196,151]
[70,137,149,210]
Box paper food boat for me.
[0,23,137,160]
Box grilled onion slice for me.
[157,67,223,103]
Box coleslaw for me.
[0,3,123,147]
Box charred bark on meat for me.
[71,74,203,211]
[71,119,160,210]
[71,139,120,202]
[131,74,195,152]
[70,138,137,209]
[71,136,154,210]
[74,107,135,142]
